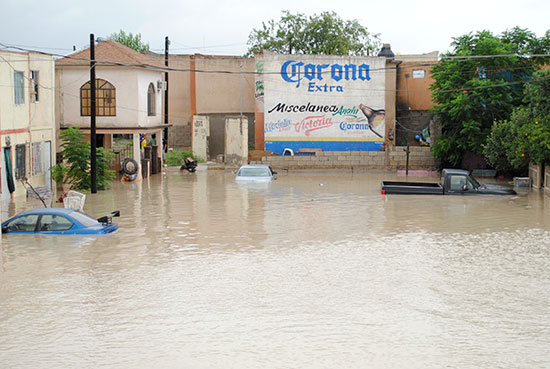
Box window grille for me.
[80,79,116,116]
[15,144,26,179]
[32,142,43,175]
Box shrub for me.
[165,150,200,166]
[51,128,115,191]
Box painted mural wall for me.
[261,52,387,154]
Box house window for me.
[15,144,26,180]
[31,71,39,102]
[80,79,116,116]
[32,142,43,175]
[147,83,156,116]
[14,71,25,104]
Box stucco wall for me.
[166,55,192,127]
[161,54,255,148]
[0,50,56,202]
[384,59,397,145]
[207,113,255,159]
[0,51,46,132]
[137,72,163,126]
[57,67,163,127]
[225,116,248,166]
[194,56,255,114]
[396,61,436,111]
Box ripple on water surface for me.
[1,171,549,369]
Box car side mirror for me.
[463,185,468,191]
[1,226,7,233]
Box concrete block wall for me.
[169,124,191,150]
[253,146,436,170]
[387,146,437,169]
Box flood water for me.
[1,169,549,369]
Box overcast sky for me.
[1,0,549,57]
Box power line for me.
[439,53,550,60]
[0,72,536,99]
[2,41,549,76]
[1,42,547,116]
[0,43,75,52]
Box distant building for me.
[152,53,256,159]
[55,40,167,179]
[0,49,56,209]
[54,41,439,170]
[394,51,439,146]
[152,47,437,160]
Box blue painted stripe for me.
[265,140,384,155]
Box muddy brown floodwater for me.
[1,169,549,369]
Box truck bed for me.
[381,181,444,195]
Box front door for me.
[2,147,15,199]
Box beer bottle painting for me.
[359,104,385,138]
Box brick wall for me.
[254,146,436,170]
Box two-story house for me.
[55,40,167,180]
[0,49,56,213]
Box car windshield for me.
[70,211,100,227]
[238,168,271,177]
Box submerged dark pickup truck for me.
[381,169,516,195]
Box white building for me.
[56,40,168,179]
[0,49,56,216]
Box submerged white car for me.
[235,164,276,183]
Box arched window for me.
[147,83,156,116]
[80,79,116,116]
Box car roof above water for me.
[442,168,469,176]
[238,164,272,170]
[18,208,76,216]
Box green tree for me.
[484,69,550,169]
[430,27,549,167]
[246,11,380,56]
[108,30,150,52]
[52,128,115,191]
[484,119,522,171]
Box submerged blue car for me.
[1,208,119,235]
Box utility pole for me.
[164,36,169,150]
[90,34,97,193]
[404,144,410,176]
[239,62,243,122]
